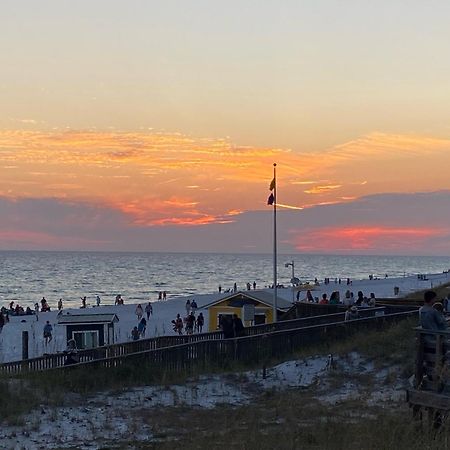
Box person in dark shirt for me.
[233,314,245,337]
[419,290,447,331]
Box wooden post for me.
[22,331,29,360]
[435,334,444,392]
[415,331,424,389]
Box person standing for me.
[145,302,153,320]
[419,290,448,331]
[190,299,198,314]
[138,317,147,337]
[196,312,204,333]
[43,321,53,345]
[233,314,245,337]
[34,303,39,321]
[218,284,222,293]
[135,304,143,321]
[58,298,63,311]
[96,295,101,307]
[0,312,5,333]
[163,291,167,301]
[185,299,191,315]
[253,281,256,290]
[80,296,87,308]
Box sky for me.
[1,1,450,255]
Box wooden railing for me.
[406,328,450,415]
[0,307,414,375]
[50,310,417,374]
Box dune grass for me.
[0,317,418,424]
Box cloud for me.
[0,191,450,254]
[292,225,447,253]
[1,129,450,233]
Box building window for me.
[73,330,99,349]
[254,314,266,325]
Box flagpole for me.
[272,163,277,323]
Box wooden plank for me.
[407,389,450,410]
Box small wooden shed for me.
[202,291,292,331]
[57,313,119,349]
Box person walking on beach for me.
[43,321,53,345]
[135,304,143,321]
[190,299,198,314]
[233,282,237,293]
[138,317,147,337]
[58,298,63,311]
[80,296,87,308]
[145,302,153,320]
[163,291,167,301]
[131,326,140,341]
[0,312,5,333]
[218,284,222,293]
[185,299,191,315]
[253,281,256,290]
[34,303,39,321]
[96,295,101,307]
[158,291,162,300]
[196,312,204,333]
[173,314,183,335]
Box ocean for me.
[1,251,450,309]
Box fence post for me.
[22,331,29,360]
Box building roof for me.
[202,290,292,311]
[57,313,119,324]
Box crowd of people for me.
[299,289,377,308]
[171,299,204,335]
[130,302,154,340]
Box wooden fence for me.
[51,310,417,375]
[0,307,416,375]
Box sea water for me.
[1,251,450,308]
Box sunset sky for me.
[1,1,450,254]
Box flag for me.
[269,178,275,191]
[267,193,274,205]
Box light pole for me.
[285,260,296,303]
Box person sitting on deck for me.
[419,290,448,331]
[319,293,328,305]
[344,305,359,321]
[329,291,339,305]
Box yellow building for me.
[203,290,292,331]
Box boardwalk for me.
[0,306,416,375]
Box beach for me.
[1,271,449,364]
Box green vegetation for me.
[403,281,450,301]
[0,317,418,425]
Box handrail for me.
[0,306,387,370]
[45,310,417,373]
[0,308,415,375]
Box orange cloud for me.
[292,225,447,252]
[1,129,450,227]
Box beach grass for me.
[0,317,417,424]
